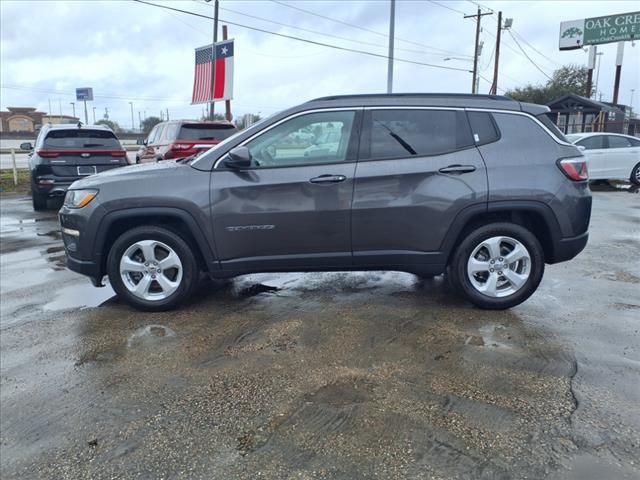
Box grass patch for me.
[0,169,30,195]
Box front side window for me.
[576,136,604,150]
[244,110,355,168]
[365,109,472,160]
[607,136,632,149]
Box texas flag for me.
[192,39,234,104]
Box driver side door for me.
[210,109,361,273]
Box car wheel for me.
[631,163,640,186]
[135,156,140,164]
[450,223,544,309]
[107,226,199,311]
[32,190,47,211]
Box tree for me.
[505,64,591,104]
[140,116,162,134]
[236,113,262,130]
[95,119,121,132]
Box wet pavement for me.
[1,185,639,479]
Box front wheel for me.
[450,223,545,309]
[107,226,199,311]
[630,163,640,186]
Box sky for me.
[1,0,638,129]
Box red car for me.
[136,120,238,163]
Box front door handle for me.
[438,164,477,174]
[309,174,347,184]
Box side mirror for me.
[577,145,586,152]
[224,146,252,169]
[20,142,33,151]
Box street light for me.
[92,106,96,124]
[594,52,604,100]
[69,102,76,118]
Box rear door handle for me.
[438,164,476,174]
[309,174,347,184]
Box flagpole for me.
[207,0,219,120]
[223,24,232,121]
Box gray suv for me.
[59,94,591,311]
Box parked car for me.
[60,93,591,311]
[566,132,640,185]
[136,120,238,163]
[22,123,127,211]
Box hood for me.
[69,160,186,189]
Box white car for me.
[566,133,640,185]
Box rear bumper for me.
[551,231,589,264]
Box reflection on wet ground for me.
[1,190,639,479]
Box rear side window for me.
[179,124,238,141]
[43,129,120,149]
[467,111,499,145]
[536,114,568,142]
[365,109,472,160]
[630,137,640,147]
[608,136,632,148]
[576,136,604,150]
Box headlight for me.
[64,189,98,209]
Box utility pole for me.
[612,41,624,105]
[166,108,169,121]
[490,13,512,95]
[586,46,596,98]
[386,0,395,94]
[465,7,492,94]
[138,111,142,130]
[129,102,135,130]
[205,0,219,120]
[70,102,76,118]
[92,106,96,123]
[594,51,604,100]
[223,24,232,120]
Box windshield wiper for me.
[374,121,416,155]
[198,136,216,140]
[83,143,105,148]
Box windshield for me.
[179,124,238,141]
[43,129,121,149]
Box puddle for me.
[43,283,115,311]
[127,325,177,347]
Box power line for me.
[191,0,460,58]
[269,0,472,57]
[507,30,553,81]
[510,29,562,68]
[132,0,473,73]
[426,0,467,16]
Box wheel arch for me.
[441,201,562,265]
[95,208,218,277]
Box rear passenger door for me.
[352,108,488,266]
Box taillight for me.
[111,151,127,157]
[558,157,588,181]
[37,150,60,158]
[170,143,193,151]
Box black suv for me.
[59,94,591,311]
[22,123,128,210]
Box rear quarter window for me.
[467,111,500,145]
[43,129,121,149]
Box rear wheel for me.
[107,226,199,311]
[450,223,544,309]
[631,163,640,186]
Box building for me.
[546,94,632,135]
[0,107,79,133]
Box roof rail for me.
[307,93,512,103]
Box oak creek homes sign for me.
[559,11,640,50]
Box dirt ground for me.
[1,184,639,479]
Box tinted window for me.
[467,111,499,145]
[536,114,568,142]
[43,129,120,149]
[146,125,159,144]
[367,110,472,160]
[244,110,355,168]
[162,124,180,141]
[576,136,605,150]
[152,125,165,144]
[179,124,238,141]
[629,137,640,147]
[608,136,632,148]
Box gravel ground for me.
[1,184,639,479]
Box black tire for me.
[450,223,545,310]
[107,226,199,311]
[135,156,140,164]
[32,190,48,211]
[630,163,640,186]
